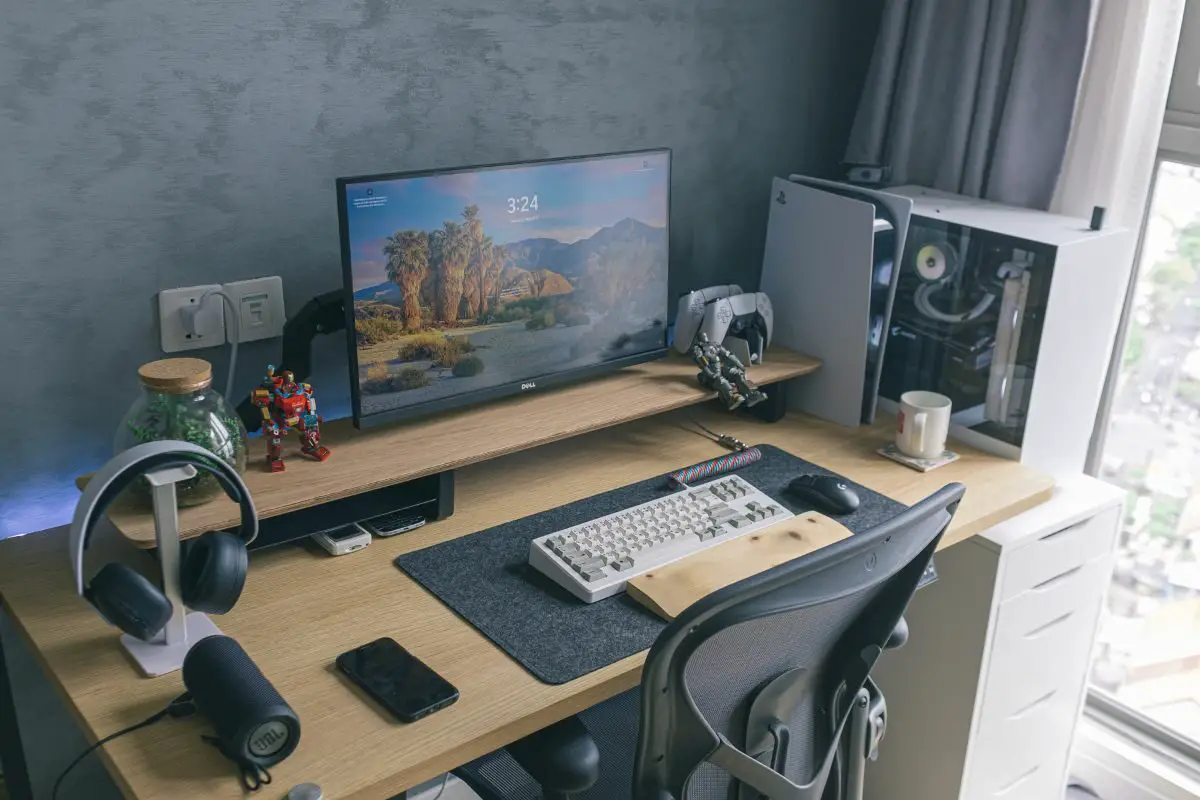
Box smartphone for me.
[336,638,459,722]
[361,512,426,538]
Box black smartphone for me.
[336,637,459,722]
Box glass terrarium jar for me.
[115,358,248,507]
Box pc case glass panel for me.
[878,218,1055,448]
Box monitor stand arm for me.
[236,289,346,431]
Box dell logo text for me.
[521,382,537,391]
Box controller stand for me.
[119,465,222,677]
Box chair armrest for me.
[506,715,600,795]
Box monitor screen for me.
[338,149,670,426]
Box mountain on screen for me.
[354,218,664,301]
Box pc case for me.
[877,187,1132,475]
[761,181,1132,475]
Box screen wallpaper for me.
[343,151,669,417]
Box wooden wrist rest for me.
[626,512,852,620]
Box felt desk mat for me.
[395,445,905,685]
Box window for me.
[1086,2,1200,767]
[1092,160,1200,754]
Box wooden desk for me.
[0,408,1054,799]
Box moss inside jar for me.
[115,358,248,507]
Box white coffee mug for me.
[896,391,952,459]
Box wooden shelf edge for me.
[106,347,821,545]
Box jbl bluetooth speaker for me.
[182,635,300,768]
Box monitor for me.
[337,149,671,427]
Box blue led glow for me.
[2,400,354,540]
[0,471,93,540]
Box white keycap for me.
[528,475,795,603]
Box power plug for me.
[159,285,226,352]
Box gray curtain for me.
[845,0,1091,209]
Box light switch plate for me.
[223,276,286,342]
[159,284,225,352]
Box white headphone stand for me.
[121,465,223,677]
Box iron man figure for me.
[249,365,332,472]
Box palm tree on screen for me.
[383,230,430,330]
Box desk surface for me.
[0,408,1055,799]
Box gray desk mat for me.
[395,445,905,685]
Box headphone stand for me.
[120,465,223,677]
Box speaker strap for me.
[202,735,273,792]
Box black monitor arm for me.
[236,289,346,431]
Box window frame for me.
[1085,1,1200,763]
[1086,689,1200,781]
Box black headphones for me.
[69,442,258,642]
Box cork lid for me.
[138,358,213,394]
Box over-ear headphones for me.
[69,441,258,642]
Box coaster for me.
[877,443,960,472]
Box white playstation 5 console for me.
[760,176,913,426]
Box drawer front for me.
[982,555,1111,722]
[999,506,1117,601]
[964,758,1061,800]
[998,555,1112,643]
[967,681,1078,798]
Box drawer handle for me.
[997,765,1040,796]
[1031,565,1083,592]
[1038,521,1087,542]
[1024,611,1074,639]
[1008,689,1057,720]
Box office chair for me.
[456,483,964,800]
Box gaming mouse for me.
[786,474,861,516]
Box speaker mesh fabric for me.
[181,635,299,767]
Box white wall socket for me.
[159,284,225,353]
[222,276,285,343]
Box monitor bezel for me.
[336,147,672,430]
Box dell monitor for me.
[338,149,671,427]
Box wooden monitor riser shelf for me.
[2,408,1055,799]
[103,347,820,546]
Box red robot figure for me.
[249,365,332,472]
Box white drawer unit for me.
[865,475,1124,800]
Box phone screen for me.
[337,638,459,722]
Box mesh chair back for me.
[632,484,965,800]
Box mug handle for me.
[913,411,928,453]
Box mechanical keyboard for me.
[528,474,794,603]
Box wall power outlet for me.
[159,285,225,353]
[158,278,286,353]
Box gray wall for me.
[0,0,884,538]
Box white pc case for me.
[878,187,1132,475]
[761,181,1133,475]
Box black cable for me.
[52,693,193,800]
[684,416,747,451]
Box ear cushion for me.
[180,531,248,614]
[87,563,173,641]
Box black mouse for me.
[786,474,860,516]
